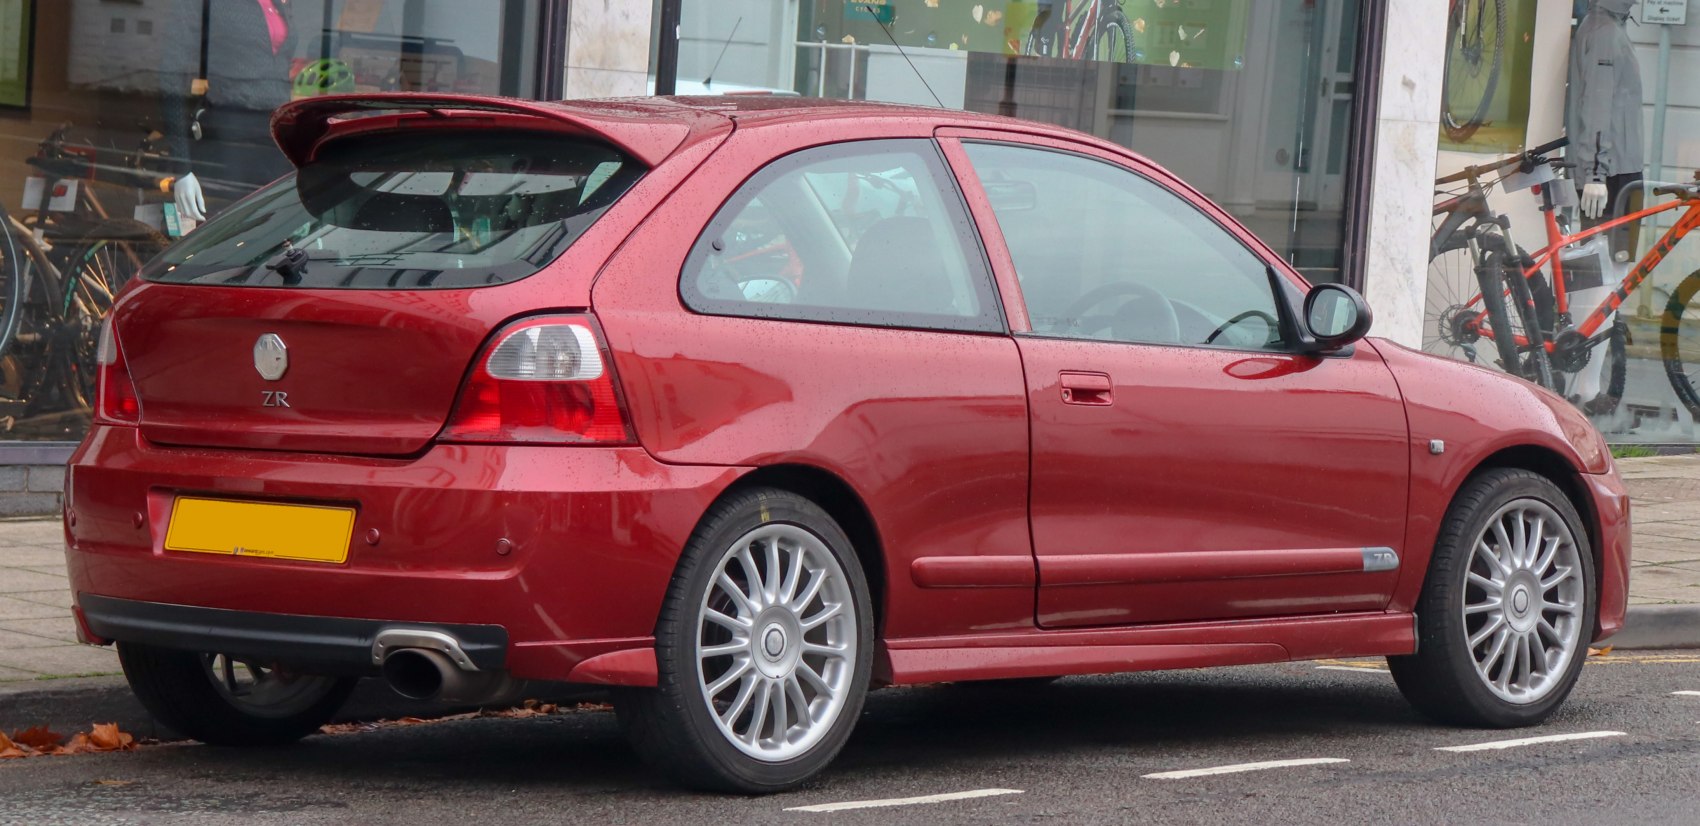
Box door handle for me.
[1059,371,1113,406]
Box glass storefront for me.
[665,0,1372,288]
[1425,0,1700,443]
[0,0,550,445]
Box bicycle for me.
[1429,138,1700,420]
[1023,0,1135,63]
[1426,137,1565,389]
[0,124,174,429]
[1441,0,1505,143]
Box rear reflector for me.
[439,315,633,444]
[94,319,141,426]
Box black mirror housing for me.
[1297,283,1373,353]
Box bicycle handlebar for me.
[1655,183,1700,200]
[1434,136,1572,186]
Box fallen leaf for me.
[92,780,134,787]
[0,731,26,759]
[11,725,63,751]
[55,733,94,755]
[87,724,135,752]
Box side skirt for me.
[876,611,1415,685]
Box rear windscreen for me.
[143,131,644,289]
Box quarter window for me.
[682,140,1001,333]
[964,143,1287,351]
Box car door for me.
[941,133,1410,628]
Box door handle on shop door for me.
[1059,371,1113,406]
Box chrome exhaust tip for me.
[372,627,518,704]
[381,647,452,700]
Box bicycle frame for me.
[1444,190,1700,351]
[1058,0,1101,60]
[1526,195,1700,340]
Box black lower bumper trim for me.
[78,594,508,674]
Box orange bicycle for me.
[1429,139,1700,415]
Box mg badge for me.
[254,333,288,381]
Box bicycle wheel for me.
[1094,6,1135,63]
[57,219,166,408]
[1469,238,1527,379]
[0,208,27,360]
[1441,0,1504,143]
[1660,268,1700,420]
[1425,233,1489,364]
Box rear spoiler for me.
[270,93,691,168]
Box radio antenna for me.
[861,4,944,108]
[703,17,743,89]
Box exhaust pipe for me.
[381,648,455,700]
[372,628,518,704]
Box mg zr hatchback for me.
[63,93,1630,793]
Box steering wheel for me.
[1059,282,1179,343]
[1204,309,1280,347]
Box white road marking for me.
[1672,690,1700,697]
[1141,758,1349,780]
[1315,665,1387,674]
[1434,731,1626,752]
[785,789,1023,813]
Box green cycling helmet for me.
[293,59,356,97]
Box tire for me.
[1660,269,1700,420]
[1441,0,1504,143]
[1388,468,1596,727]
[1498,250,1554,389]
[118,642,357,746]
[1094,7,1135,63]
[1425,232,1488,364]
[1474,245,1525,379]
[0,209,23,359]
[615,487,874,793]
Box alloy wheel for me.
[695,523,857,762]
[200,654,344,719]
[1461,499,1585,704]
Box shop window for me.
[0,0,549,443]
[666,1,1366,286]
[1425,0,1700,444]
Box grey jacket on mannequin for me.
[1566,0,1644,182]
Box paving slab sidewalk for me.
[2,455,1698,688]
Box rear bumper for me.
[79,594,508,676]
[65,426,746,681]
[1585,469,1631,641]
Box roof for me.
[271,93,1084,170]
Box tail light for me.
[439,315,634,444]
[94,319,141,426]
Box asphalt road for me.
[2,653,1699,825]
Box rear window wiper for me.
[264,244,311,284]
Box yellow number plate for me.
[164,498,357,564]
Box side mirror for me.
[1300,283,1372,352]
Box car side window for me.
[963,142,1287,351]
[682,140,1002,333]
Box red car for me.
[64,94,1630,793]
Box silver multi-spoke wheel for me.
[200,654,344,718]
[696,523,856,762]
[1462,499,1584,704]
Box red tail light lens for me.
[94,319,141,426]
[440,315,634,444]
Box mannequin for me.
[161,0,298,226]
[1565,0,1642,416]
[1567,0,1643,232]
